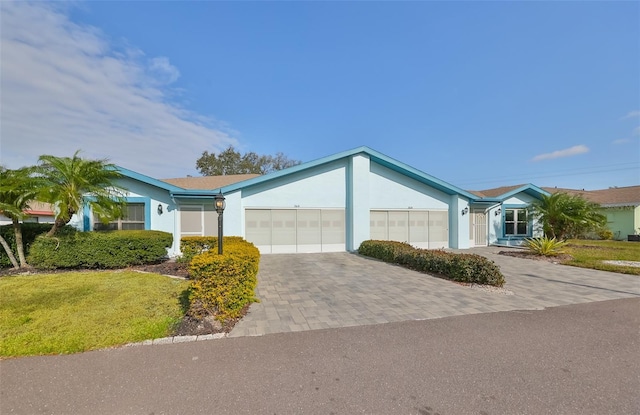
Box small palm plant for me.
[524,236,568,257]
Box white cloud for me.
[148,57,180,85]
[621,110,640,120]
[0,2,236,178]
[612,138,632,145]
[532,145,590,162]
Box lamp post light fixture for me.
[214,191,226,254]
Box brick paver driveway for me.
[229,247,639,337]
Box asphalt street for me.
[1,298,639,415]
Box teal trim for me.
[116,166,185,192]
[495,184,549,201]
[345,156,354,250]
[83,204,90,231]
[501,204,532,238]
[85,196,151,230]
[216,146,481,200]
[123,197,151,229]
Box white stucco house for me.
[76,146,547,256]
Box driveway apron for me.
[229,248,640,337]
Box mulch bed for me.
[498,250,573,264]
[0,259,249,337]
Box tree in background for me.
[36,151,127,237]
[530,192,607,240]
[0,166,42,268]
[196,146,300,176]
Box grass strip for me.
[0,271,189,357]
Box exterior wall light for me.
[214,191,226,254]
[495,208,502,216]
[157,204,163,215]
[461,206,469,215]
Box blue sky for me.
[1,1,638,190]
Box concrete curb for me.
[122,333,227,348]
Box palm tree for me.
[36,151,127,237]
[530,192,607,240]
[0,166,41,268]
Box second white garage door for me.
[245,209,345,254]
[370,210,449,249]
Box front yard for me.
[563,239,640,275]
[0,271,189,358]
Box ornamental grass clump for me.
[524,236,568,257]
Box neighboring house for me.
[0,202,56,225]
[542,185,640,240]
[75,146,549,255]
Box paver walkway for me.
[229,247,640,337]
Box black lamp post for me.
[214,191,226,254]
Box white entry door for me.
[470,211,487,246]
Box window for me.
[94,203,145,231]
[504,208,528,236]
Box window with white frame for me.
[504,208,528,236]
[94,203,145,231]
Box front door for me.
[471,211,487,246]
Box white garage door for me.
[245,209,345,254]
[370,210,448,249]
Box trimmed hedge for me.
[0,223,54,268]
[188,237,260,322]
[178,236,247,264]
[358,240,505,287]
[28,230,173,269]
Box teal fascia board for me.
[495,184,550,201]
[116,166,185,193]
[216,146,481,200]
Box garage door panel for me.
[245,209,345,254]
[321,210,345,252]
[370,210,448,249]
[388,211,408,242]
[272,210,297,253]
[370,211,387,240]
[409,211,429,249]
[297,210,321,252]
[245,210,272,253]
[428,210,449,249]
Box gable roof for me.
[162,174,259,190]
[116,166,185,192]
[543,185,640,206]
[216,146,480,200]
[470,184,550,201]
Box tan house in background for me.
[0,201,55,225]
[542,185,640,240]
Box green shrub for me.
[28,230,172,269]
[178,236,246,264]
[358,240,505,287]
[524,236,568,257]
[596,228,614,240]
[188,238,260,322]
[0,223,55,268]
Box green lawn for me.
[563,240,640,275]
[0,271,189,358]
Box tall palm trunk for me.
[46,217,67,237]
[12,219,28,267]
[0,234,19,269]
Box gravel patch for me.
[467,283,514,295]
